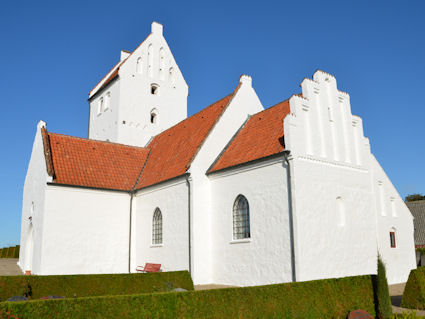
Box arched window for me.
[152,208,162,245]
[148,44,153,77]
[151,84,159,95]
[150,108,158,124]
[233,195,250,240]
[136,57,142,74]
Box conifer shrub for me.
[0,271,193,301]
[372,255,393,319]
[401,267,425,309]
[0,275,376,319]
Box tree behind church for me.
[405,194,425,202]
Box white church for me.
[19,21,416,286]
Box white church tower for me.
[88,22,188,147]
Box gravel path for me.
[389,283,425,316]
[0,258,23,276]
[194,284,236,290]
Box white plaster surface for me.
[210,158,292,286]
[371,154,416,284]
[40,186,130,275]
[19,121,52,274]
[133,178,189,273]
[89,22,188,147]
[187,77,264,284]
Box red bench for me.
[136,263,161,273]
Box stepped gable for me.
[208,99,290,173]
[46,133,149,191]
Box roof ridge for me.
[145,92,235,147]
[252,98,290,117]
[47,132,149,150]
[207,115,251,174]
[185,82,242,171]
[132,149,151,191]
[207,95,291,174]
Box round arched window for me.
[152,208,163,245]
[150,109,158,124]
[232,195,250,240]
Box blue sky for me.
[0,0,424,247]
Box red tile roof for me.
[47,133,149,191]
[44,88,238,191]
[135,92,236,189]
[208,99,290,173]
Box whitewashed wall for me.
[188,76,264,284]
[19,121,52,274]
[89,22,188,147]
[371,154,416,284]
[40,186,130,275]
[209,158,293,286]
[284,71,378,282]
[88,79,120,142]
[133,177,189,273]
[118,22,188,147]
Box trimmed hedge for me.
[401,267,425,309]
[0,271,193,301]
[0,246,19,259]
[0,275,376,319]
[373,256,392,318]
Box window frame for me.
[152,208,163,246]
[390,231,396,248]
[232,195,251,242]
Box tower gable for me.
[88,22,188,147]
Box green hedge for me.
[372,256,392,318]
[401,267,425,309]
[0,275,375,319]
[0,246,19,259]
[0,271,193,301]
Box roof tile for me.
[48,133,149,191]
[208,99,290,173]
[135,93,234,189]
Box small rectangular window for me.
[390,232,396,248]
[98,97,104,114]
